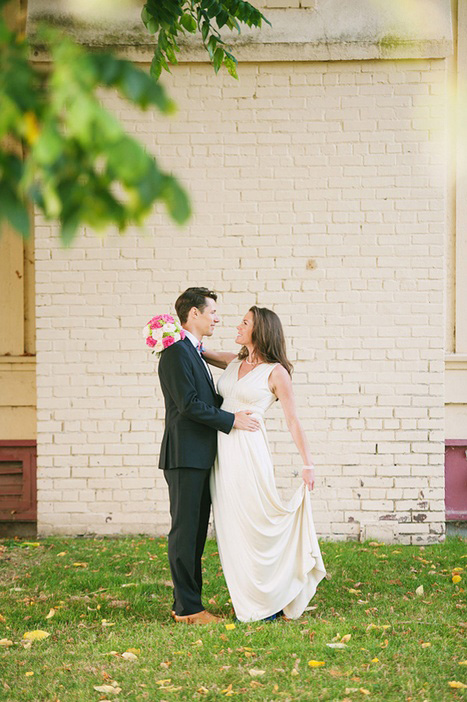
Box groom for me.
[158,287,259,624]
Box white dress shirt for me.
[183,329,213,381]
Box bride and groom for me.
[158,287,326,624]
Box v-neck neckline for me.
[236,359,267,382]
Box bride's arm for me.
[270,365,316,491]
[202,348,237,370]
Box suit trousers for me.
[164,467,211,616]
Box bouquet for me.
[143,314,185,355]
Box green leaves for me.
[142,0,269,81]
[0,17,190,246]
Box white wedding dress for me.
[210,359,326,622]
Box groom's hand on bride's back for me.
[234,411,260,431]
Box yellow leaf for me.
[371,657,379,663]
[340,634,352,643]
[23,113,40,145]
[359,688,371,695]
[21,542,40,548]
[72,562,87,567]
[452,575,462,584]
[448,681,467,689]
[308,660,326,667]
[198,687,209,694]
[121,651,137,660]
[421,642,431,648]
[291,668,299,676]
[348,589,361,595]
[415,585,424,596]
[392,550,402,554]
[221,683,234,696]
[458,661,467,666]
[248,669,266,677]
[25,671,34,677]
[93,684,122,695]
[57,552,66,557]
[101,620,115,627]
[192,639,203,646]
[0,639,13,647]
[225,623,236,630]
[126,648,141,655]
[45,608,56,620]
[156,679,171,686]
[23,630,50,641]
[452,567,464,573]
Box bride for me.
[203,306,326,623]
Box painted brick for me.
[35,58,446,544]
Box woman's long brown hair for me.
[238,306,293,376]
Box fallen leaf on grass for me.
[340,634,352,643]
[448,681,467,689]
[72,562,87,568]
[93,684,122,695]
[0,614,5,623]
[101,620,115,627]
[192,639,203,646]
[45,608,56,620]
[452,575,462,584]
[248,669,265,677]
[25,671,34,676]
[359,688,371,695]
[0,639,13,647]
[250,681,264,688]
[459,661,467,666]
[308,660,326,667]
[371,657,379,663]
[156,679,172,687]
[197,687,209,694]
[326,643,348,649]
[421,642,431,648]
[121,652,137,661]
[126,648,140,655]
[21,542,41,548]
[348,589,361,595]
[225,623,235,630]
[57,551,67,557]
[291,668,299,676]
[23,630,50,641]
[221,683,234,696]
[415,585,424,596]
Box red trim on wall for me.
[0,440,36,447]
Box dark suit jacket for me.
[158,336,235,470]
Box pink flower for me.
[162,335,175,349]
[149,316,163,329]
[163,314,174,323]
[180,329,186,339]
[146,336,157,348]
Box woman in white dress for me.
[202,306,326,623]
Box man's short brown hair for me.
[175,287,218,325]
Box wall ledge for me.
[27,0,453,63]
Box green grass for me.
[0,536,466,701]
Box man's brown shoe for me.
[173,609,222,625]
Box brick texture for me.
[35,59,446,543]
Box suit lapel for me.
[182,337,216,394]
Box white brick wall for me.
[36,59,446,543]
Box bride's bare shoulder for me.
[269,363,292,391]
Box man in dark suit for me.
[158,287,259,624]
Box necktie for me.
[197,341,205,354]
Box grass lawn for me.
[0,535,466,701]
